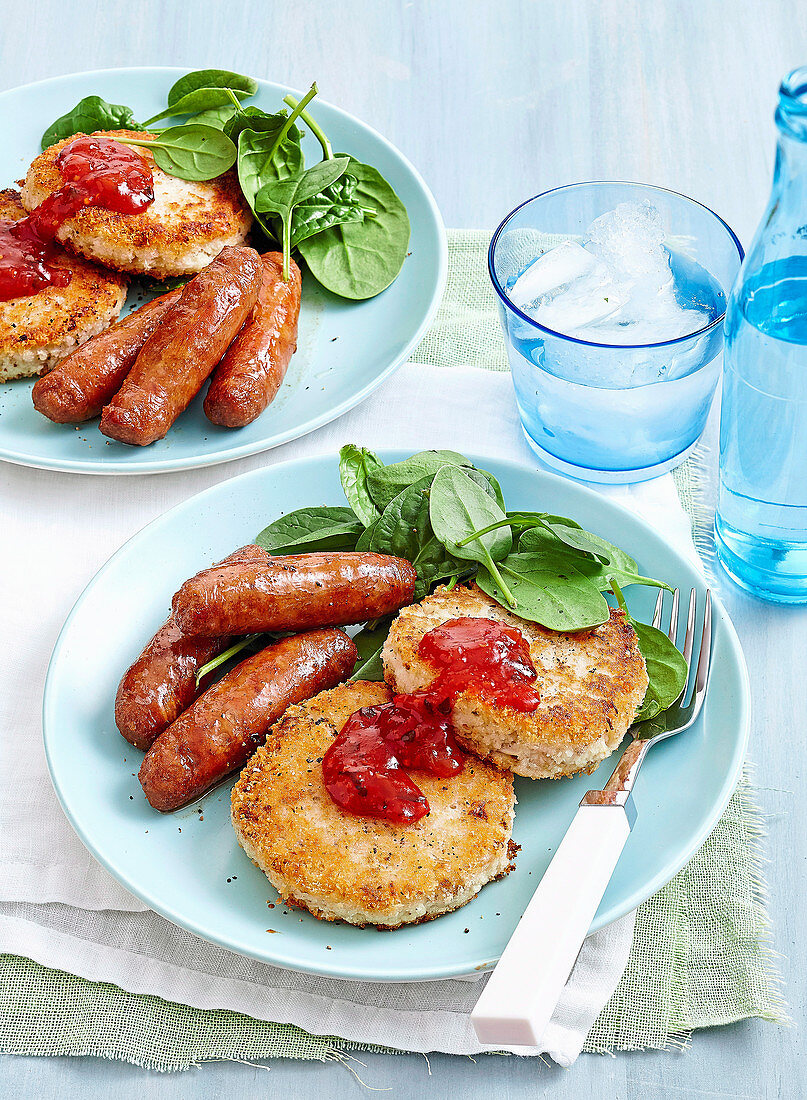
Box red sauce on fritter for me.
[418,616,543,713]
[322,695,463,825]
[0,136,153,301]
[323,617,541,823]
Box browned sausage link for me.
[172,548,418,638]
[203,253,302,428]
[99,246,263,446]
[138,628,357,811]
[114,618,225,751]
[115,545,269,750]
[32,290,182,424]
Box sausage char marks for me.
[382,585,649,780]
[231,681,517,928]
[0,189,127,381]
[21,132,252,278]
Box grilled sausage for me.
[171,547,418,638]
[115,545,267,750]
[32,289,182,423]
[138,628,357,811]
[99,246,263,446]
[203,252,301,428]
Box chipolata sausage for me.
[171,547,418,638]
[100,246,262,445]
[114,546,267,750]
[203,252,301,428]
[138,628,357,811]
[32,289,182,423]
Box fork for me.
[471,587,712,1048]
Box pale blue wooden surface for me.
[1,0,805,1095]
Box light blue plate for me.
[43,453,750,982]
[0,69,446,474]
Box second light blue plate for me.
[0,68,446,474]
[43,453,749,981]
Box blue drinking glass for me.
[489,182,744,483]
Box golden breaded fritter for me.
[383,585,648,779]
[231,680,516,928]
[0,189,127,381]
[21,131,252,278]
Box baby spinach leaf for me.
[477,552,611,631]
[632,710,669,740]
[339,445,384,527]
[630,619,689,722]
[476,469,506,511]
[256,157,351,279]
[539,513,584,530]
[351,620,393,681]
[367,477,465,599]
[41,96,145,150]
[255,158,350,215]
[355,518,379,552]
[480,511,605,562]
[236,90,313,240]
[366,450,472,511]
[225,106,287,145]
[540,520,612,562]
[297,155,410,300]
[189,105,239,130]
[516,525,668,594]
[609,579,688,723]
[143,87,253,127]
[236,83,319,248]
[430,466,512,565]
[430,466,515,606]
[238,124,298,240]
[121,126,237,181]
[290,176,365,248]
[167,69,258,107]
[255,506,362,554]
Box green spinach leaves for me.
[39,70,410,301]
[255,506,362,554]
[41,96,146,150]
[252,445,689,730]
[297,156,410,299]
[256,156,351,280]
[120,126,237,181]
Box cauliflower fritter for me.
[0,189,127,381]
[21,131,252,278]
[382,585,648,779]
[231,680,516,928]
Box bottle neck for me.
[772,133,807,196]
[771,67,807,207]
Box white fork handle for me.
[471,805,632,1048]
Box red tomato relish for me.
[323,617,541,824]
[0,136,153,301]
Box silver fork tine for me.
[652,590,664,629]
[681,589,697,671]
[673,589,698,705]
[689,591,712,721]
[667,588,680,643]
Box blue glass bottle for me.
[715,66,807,603]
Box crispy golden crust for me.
[231,681,516,927]
[383,585,649,780]
[21,132,252,277]
[0,189,127,380]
